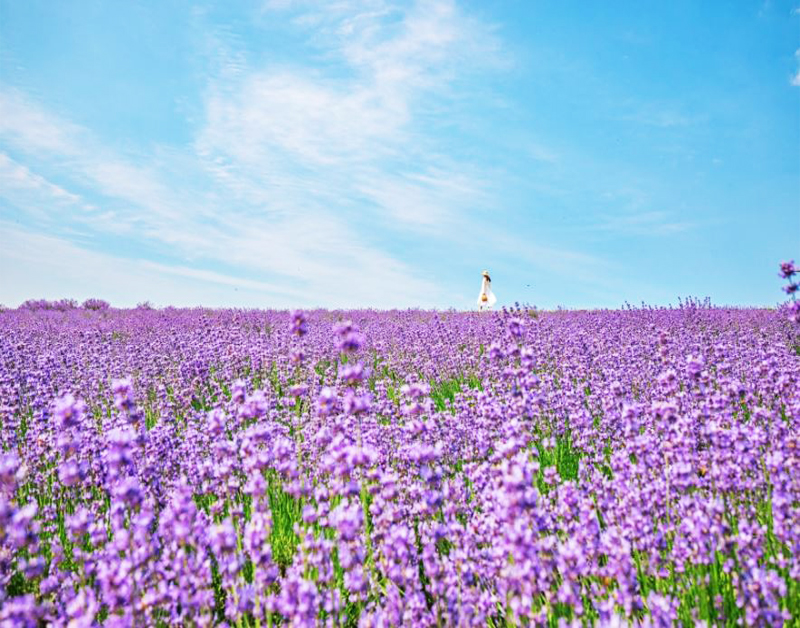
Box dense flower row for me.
[0,303,797,626]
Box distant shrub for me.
[82,298,111,311]
[20,299,47,311]
[55,299,78,311]
[136,301,154,310]
[21,299,78,311]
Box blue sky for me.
[1,0,798,309]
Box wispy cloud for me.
[590,185,695,236]
[198,0,502,232]
[0,152,82,207]
[355,168,485,228]
[0,81,446,307]
[0,1,609,309]
[0,223,299,307]
[0,89,84,156]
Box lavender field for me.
[1,303,798,627]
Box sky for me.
[0,0,798,310]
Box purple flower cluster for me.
[0,303,797,626]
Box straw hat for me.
[482,270,490,278]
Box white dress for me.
[477,276,497,310]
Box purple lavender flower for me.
[207,408,227,436]
[241,390,269,419]
[210,519,238,555]
[343,390,371,415]
[339,362,366,386]
[488,341,505,361]
[111,377,135,411]
[330,501,363,541]
[58,459,87,487]
[400,382,430,399]
[0,594,42,627]
[290,310,308,337]
[231,379,247,404]
[65,587,99,627]
[54,393,86,430]
[507,317,525,339]
[0,452,26,492]
[316,387,339,416]
[789,300,800,323]
[685,354,704,380]
[66,507,94,540]
[113,476,144,507]
[288,383,309,397]
[106,427,137,471]
[334,320,365,353]
[779,260,796,279]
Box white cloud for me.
[201,72,405,167]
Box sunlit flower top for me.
[477,269,497,310]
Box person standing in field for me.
[478,270,497,311]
